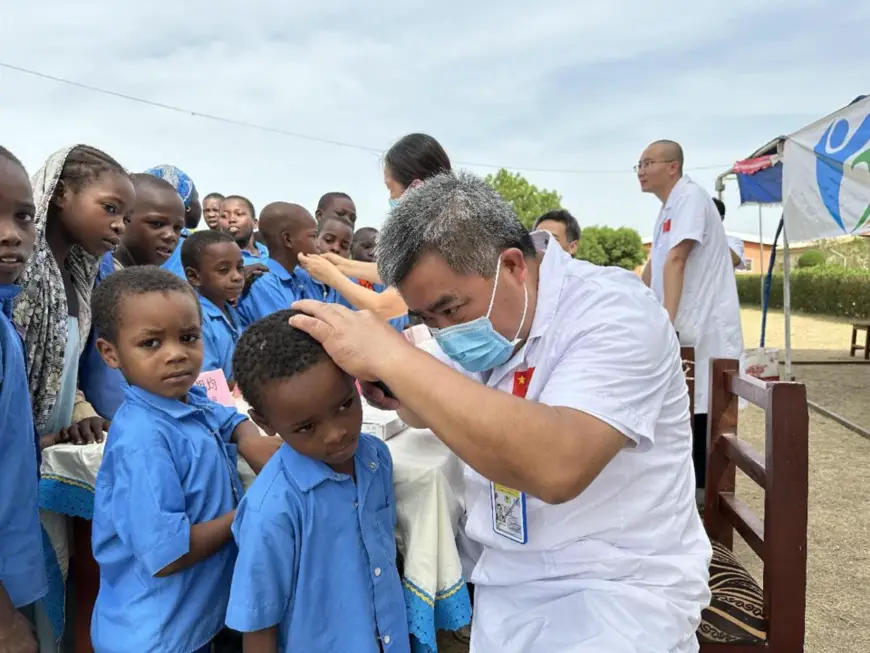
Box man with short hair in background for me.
[638,139,743,503]
[712,198,747,271]
[533,209,581,256]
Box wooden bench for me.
[696,358,809,653]
[849,321,870,359]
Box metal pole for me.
[758,205,764,296]
[782,217,793,380]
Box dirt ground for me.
[436,307,870,653]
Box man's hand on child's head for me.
[57,417,109,446]
[288,300,409,382]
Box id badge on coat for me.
[490,482,528,544]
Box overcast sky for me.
[0,0,865,239]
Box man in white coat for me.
[639,140,744,502]
[289,171,711,652]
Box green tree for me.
[577,226,646,270]
[484,168,562,228]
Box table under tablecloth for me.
[38,406,470,652]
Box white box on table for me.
[362,405,407,441]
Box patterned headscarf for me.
[144,164,196,208]
[13,146,100,432]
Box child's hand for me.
[242,264,269,293]
[0,610,38,653]
[58,417,109,446]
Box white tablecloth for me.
[38,405,471,652]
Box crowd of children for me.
[0,132,454,652]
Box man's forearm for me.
[662,258,686,322]
[378,346,619,503]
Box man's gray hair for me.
[377,170,535,287]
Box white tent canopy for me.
[783,95,870,241]
[778,95,870,377]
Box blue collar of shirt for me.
[181,228,192,238]
[123,383,212,420]
[0,284,22,318]
[265,257,305,283]
[199,295,238,323]
[279,434,379,492]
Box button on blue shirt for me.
[161,228,191,279]
[91,384,247,653]
[236,258,309,328]
[0,284,47,608]
[241,242,269,267]
[199,296,242,382]
[226,435,409,653]
[80,252,126,419]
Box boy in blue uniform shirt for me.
[220,195,269,266]
[309,214,353,303]
[236,202,318,327]
[80,173,186,419]
[181,230,245,387]
[0,145,45,652]
[89,267,280,653]
[226,310,410,653]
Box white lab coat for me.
[441,234,711,652]
[650,176,744,414]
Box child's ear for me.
[281,229,293,250]
[95,337,121,370]
[184,267,201,288]
[247,408,276,436]
[51,179,69,210]
[314,208,323,222]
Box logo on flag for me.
[662,218,671,234]
[813,111,870,233]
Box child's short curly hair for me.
[232,310,331,416]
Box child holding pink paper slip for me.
[181,230,245,388]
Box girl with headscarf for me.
[13,144,133,650]
[15,145,133,442]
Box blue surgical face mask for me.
[432,257,529,373]
[389,197,399,209]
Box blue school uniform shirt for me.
[161,228,191,279]
[236,258,309,327]
[200,295,242,381]
[241,242,269,266]
[337,279,410,333]
[80,252,127,419]
[225,435,409,653]
[0,284,48,608]
[91,384,247,653]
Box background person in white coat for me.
[638,140,744,502]
[712,198,748,270]
[289,171,711,653]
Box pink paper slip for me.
[194,369,234,406]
